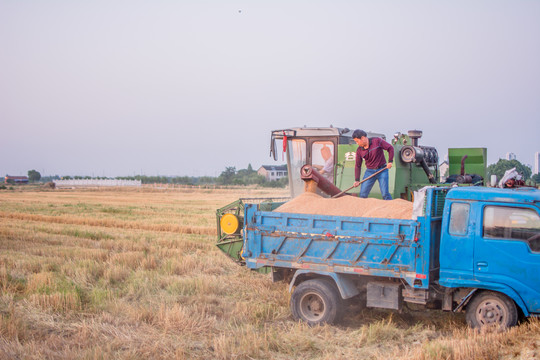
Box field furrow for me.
[0,211,216,236]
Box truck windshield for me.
[288,139,306,198]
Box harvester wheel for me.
[465,291,518,330]
[291,278,343,326]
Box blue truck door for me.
[439,201,475,281]
[473,203,540,313]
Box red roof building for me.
[4,175,29,184]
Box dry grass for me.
[0,186,539,359]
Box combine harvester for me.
[216,127,540,329]
[266,127,486,199]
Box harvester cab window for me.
[449,202,470,236]
[288,139,306,198]
[483,206,540,252]
[312,141,335,182]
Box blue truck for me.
[231,186,540,329]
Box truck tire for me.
[290,278,344,326]
[465,291,518,330]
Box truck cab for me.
[439,187,540,326]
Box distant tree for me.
[532,173,540,184]
[27,170,41,182]
[218,167,237,185]
[486,159,531,181]
[247,163,254,173]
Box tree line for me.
[12,164,288,188]
[5,159,539,187]
[486,159,540,184]
[216,165,288,188]
[113,164,286,187]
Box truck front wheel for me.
[465,291,518,330]
[290,278,343,326]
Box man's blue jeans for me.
[359,167,392,200]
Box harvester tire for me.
[465,291,518,330]
[291,278,344,326]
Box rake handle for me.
[332,167,387,198]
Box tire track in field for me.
[0,211,216,236]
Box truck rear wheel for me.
[290,278,343,326]
[465,291,518,330]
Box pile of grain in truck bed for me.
[274,192,413,219]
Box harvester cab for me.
[270,127,382,198]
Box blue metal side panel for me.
[242,203,429,288]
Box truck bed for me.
[242,188,447,289]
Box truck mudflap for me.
[439,279,531,317]
[288,270,360,299]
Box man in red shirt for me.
[352,129,394,200]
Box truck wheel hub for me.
[300,293,325,320]
[478,301,504,325]
[309,298,322,312]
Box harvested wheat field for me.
[0,186,539,360]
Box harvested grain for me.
[274,192,413,219]
[304,180,318,193]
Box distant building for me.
[257,165,288,181]
[53,179,141,188]
[439,161,449,182]
[4,175,29,184]
[506,152,517,161]
[535,152,540,175]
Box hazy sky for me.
[1,1,539,177]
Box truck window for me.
[449,202,470,235]
[483,206,540,252]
